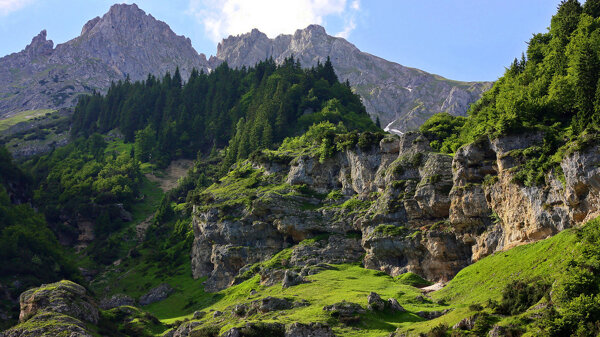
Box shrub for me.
[493,280,549,315]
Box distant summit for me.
[0,4,490,131]
[213,25,492,132]
[0,3,209,116]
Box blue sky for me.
[0,0,563,81]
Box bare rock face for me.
[191,131,600,291]
[452,134,600,261]
[289,235,364,267]
[0,4,209,117]
[213,25,492,133]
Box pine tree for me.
[551,0,583,41]
[584,0,600,18]
[574,41,600,131]
[321,56,339,85]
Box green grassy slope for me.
[398,226,581,335]
[87,208,587,337]
[156,264,446,337]
[0,109,55,131]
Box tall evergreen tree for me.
[574,41,600,131]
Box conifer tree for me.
[584,0,600,18]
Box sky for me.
[0,0,564,82]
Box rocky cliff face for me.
[0,3,209,117]
[212,25,492,133]
[191,132,600,291]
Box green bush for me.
[492,280,549,315]
[395,272,432,288]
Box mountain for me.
[0,4,490,132]
[5,1,600,336]
[212,25,492,132]
[0,4,209,117]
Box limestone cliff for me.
[190,132,600,291]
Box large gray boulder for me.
[285,322,336,337]
[18,280,98,324]
[139,283,174,306]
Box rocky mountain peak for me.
[80,17,100,36]
[0,2,209,116]
[24,30,54,58]
[298,24,327,37]
[214,25,492,132]
[106,3,145,21]
[81,3,165,38]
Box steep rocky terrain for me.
[0,4,490,134]
[0,4,209,117]
[212,25,492,132]
[190,131,600,292]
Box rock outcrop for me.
[17,280,98,324]
[191,131,600,290]
[285,322,336,337]
[138,283,174,306]
[3,280,98,337]
[99,293,135,310]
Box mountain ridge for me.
[0,3,209,118]
[212,24,492,132]
[0,3,490,133]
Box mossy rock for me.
[3,310,93,337]
[18,280,98,324]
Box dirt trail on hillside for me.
[145,159,193,192]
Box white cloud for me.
[189,0,361,42]
[336,16,355,39]
[0,0,35,16]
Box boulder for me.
[99,293,135,310]
[3,311,94,337]
[387,298,406,312]
[172,321,202,337]
[232,304,248,317]
[222,322,285,337]
[323,301,365,323]
[255,296,294,313]
[453,315,477,330]
[192,310,206,319]
[285,322,336,337]
[367,292,386,311]
[18,280,98,324]
[139,283,174,306]
[416,309,451,320]
[282,270,305,288]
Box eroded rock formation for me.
[191,132,600,290]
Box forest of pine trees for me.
[72,57,377,168]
